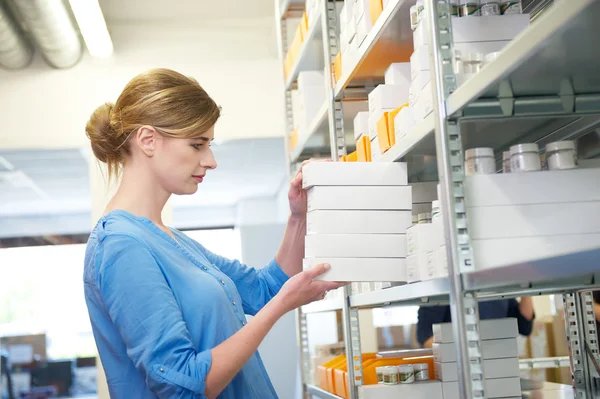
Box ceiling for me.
[98,0,275,23]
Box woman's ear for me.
[136,126,157,157]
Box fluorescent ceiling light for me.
[69,0,113,57]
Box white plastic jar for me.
[376,366,386,384]
[546,141,578,170]
[418,213,432,224]
[383,366,399,385]
[413,363,429,381]
[502,151,511,173]
[501,0,522,14]
[465,147,496,175]
[398,365,415,384]
[459,0,480,16]
[510,143,541,172]
[432,200,441,222]
[480,1,500,15]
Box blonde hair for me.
[85,68,221,180]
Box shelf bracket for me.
[297,308,311,399]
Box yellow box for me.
[376,113,391,154]
[369,0,384,26]
[289,129,299,152]
[300,12,309,39]
[346,151,358,162]
[357,135,372,162]
[386,105,405,147]
[334,52,343,82]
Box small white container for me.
[480,1,501,15]
[501,0,522,14]
[510,143,541,172]
[410,5,418,30]
[451,2,460,16]
[459,0,481,16]
[376,366,386,384]
[383,366,399,385]
[414,363,429,381]
[418,212,432,224]
[502,151,511,173]
[431,200,441,221]
[398,365,415,384]
[546,141,578,171]
[465,147,496,175]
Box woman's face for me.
[151,125,217,195]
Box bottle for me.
[545,141,578,170]
[459,0,480,16]
[510,143,542,172]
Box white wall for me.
[0,19,285,150]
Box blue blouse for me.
[83,210,289,398]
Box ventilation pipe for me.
[0,1,33,69]
[11,0,83,69]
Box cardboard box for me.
[298,71,325,93]
[411,182,438,203]
[435,357,520,381]
[356,134,372,162]
[465,168,600,207]
[442,378,521,399]
[433,318,519,343]
[307,210,413,234]
[433,338,519,363]
[384,62,411,86]
[370,136,381,161]
[394,106,415,142]
[368,84,409,114]
[413,81,434,122]
[302,162,408,189]
[359,380,442,399]
[412,70,430,91]
[406,223,436,256]
[436,245,448,277]
[305,233,407,258]
[356,14,372,46]
[354,111,369,140]
[376,113,392,153]
[334,52,343,82]
[410,45,429,80]
[424,250,439,280]
[361,281,373,293]
[368,0,383,25]
[368,107,395,140]
[413,17,429,48]
[452,14,529,43]
[307,185,412,211]
[303,257,408,282]
[406,253,421,282]
[454,40,512,57]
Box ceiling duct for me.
[0,1,33,69]
[11,0,83,69]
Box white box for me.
[433,318,519,343]
[406,223,436,256]
[384,63,411,86]
[370,137,382,161]
[354,0,369,21]
[307,186,413,211]
[443,378,521,399]
[298,71,325,93]
[356,14,372,46]
[454,40,512,57]
[354,111,369,140]
[435,357,520,382]
[436,245,448,277]
[394,106,415,141]
[351,281,361,294]
[358,380,442,399]
[412,70,430,91]
[433,338,519,363]
[307,210,413,234]
[305,233,407,258]
[410,45,429,80]
[465,168,600,207]
[472,233,600,271]
[368,84,408,114]
[368,107,395,140]
[302,162,408,189]
[373,281,384,290]
[407,253,425,282]
[468,202,600,240]
[303,257,408,282]
[413,17,429,48]
[424,250,439,280]
[431,216,444,248]
[411,182,438,203]
[361,281,372,293]
[452,14,529,43]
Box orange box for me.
[340,155,347,162]
[300,12,309,39]
[289,129,299,152]
[317,355,345,390]
[356,135,372,162]
[386,105,404,147]
[283,51,293,79]
[332,363,348,396]
[346,151,358,162]
[333,52,343,82]
[369,0,384,25]
[376,113,391,154]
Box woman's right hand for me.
[275,263,345,313]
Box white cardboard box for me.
[410,45,429,80]
[433,338,519,363]
[442,378,521,399]
[465,168,600,207]
[303,257,408,282]
[412,70,431,91]
[413,17,429,48]
[406,223,436,255]
[370,136,381,160]
[368,84,409,114]
[436,245,448,277]
[472,233,600,271]
[297,71,325,93]
[394,106,415,142]
[452,14,530,43]
[307,210,413,234]
[411,182,438,203]
[384,63,411,86]
[307,186,413,211]
[424,250,439,280]
[468,202,600,240]
[358,380,442,399]
[356,13,371,46]
[435,357,520,382]
[454,40,512,57]
[406,254,421,282]
[305,233,407,258]
[413,81,433,122]
[353,111,369,140]
[433,318,519,343]
[302,162,408,189]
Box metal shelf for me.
[301,296,343,313]
[290,101,329,162]
[377,114,436,162]
[278,0,305,19]
[520,357,571,371]
[285,12,323,91]
[350,278,450,308]
[306,384,343,399]
[333,0,414,99]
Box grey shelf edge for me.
[519,356,571,371]
[284,11,323,91]
[445,0,596,117]
[301,296,343,314]
[350,278,450,308]
[377,114,435,162]
[279,0,306,19]
[306,384,343,399]
[290,101,329,163]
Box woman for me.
[83,68,341,399]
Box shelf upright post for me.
[425,1,486,398]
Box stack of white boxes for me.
[340,1,359,71]
[297,71,326,134]
[354,0,372,47]
[433,318,522,399]
[302,162,413,284]
[305,0,322,27]
[465,168,600,271]
[409,16,434,125]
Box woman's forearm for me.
[275,215,306,277]
[519,297,535,320]
[205,298,286,399]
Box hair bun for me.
[85,102,120,164]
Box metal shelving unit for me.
[275,0,600,398]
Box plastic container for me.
[503,151,511,173]
[510,143,542,172]
[416,0,425,23]
[465,147,496,175]
[410,5,418,30]
[414,363,429,381]
[383,366,399,385]
[398,365,415,384]
[376,366,386,384]
[412,214,418,225]
[451,2,460,16]
[459,0,480,16]
[501,0,522,14]
[480,1,501,15]
[431,200,441,221]
[546,141,578,170]
[418,213,432,224]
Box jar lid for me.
[465,147,494,159]
[546,140,575,153]
[398,365,414,372]
[510,143,539,155]
[383,366,399,375]
[413,364,428,370]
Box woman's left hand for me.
[288,159,332,217]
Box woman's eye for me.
[192,144,202,150]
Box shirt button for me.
[232,301,236,305]
[221,280,225,285]
[159,367,164,373]
[242,322,246,325]
[202,266,207,271]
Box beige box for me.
[353,111,369,140]
[303,257,407,282]
[384,62,411,86]
[305,233,407,258]
[410,45,430,80]
[407,223,436,255]
[359,380,442,399]
[368,84,409,114]
[307,210,413,234]
[452,14,529,43]
[442,378,521,399]
[307,186,413,211]
[433,338,519,363]
[302,161,409,189]
[433,318,519,343]
[435,357,520,382]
